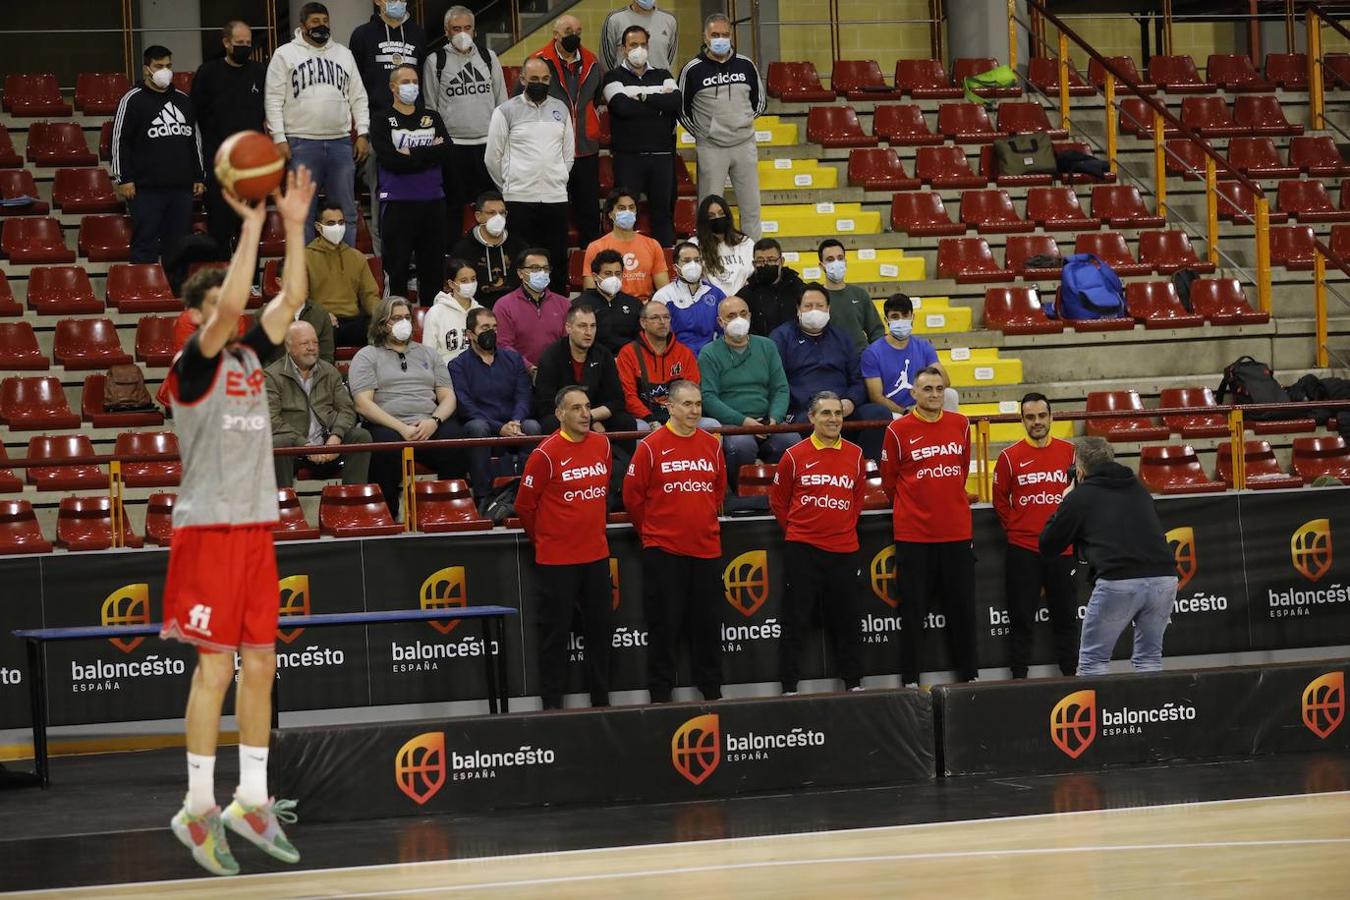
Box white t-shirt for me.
[690,234,755,297]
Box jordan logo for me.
[148,103,193,138]
[887,360,913,402]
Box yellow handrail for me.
[1008,0,1018,71]
[1314,248,1330,368]
[1227,410,1246,491]
[1308,9,1325,130]
[1254,197,1273,314]
[1206,156,1219,265]
[1153,109,1167,219]
[975,419,992,503]
[109,459,125,549]
[401,446,417,533]
[1057,32,1070,131]
[1104,73,1117,174]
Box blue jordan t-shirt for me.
[860,335,939,409]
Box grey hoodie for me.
[422,43,508,145]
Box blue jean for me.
[463,418,541,498]
[1077,575,1177,676]
[289,137,357,247]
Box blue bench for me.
[9,606,518,789]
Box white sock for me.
[237,744,270,807]
[186,752,216,815]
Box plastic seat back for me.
[953,57,1020,96]
[135,314,180,366]
[1227,137,1297,177]
[1288,136,1348,176]
[107,263,179,312]
[871,104,942,145]
[1206,54,1273,91]
[0,499,52,554]
[1091,185,1165,227]
[26,122,95,165]
[319,484,403,537]
[937,237,1012,282]
[983,286,1062,334]
[1026,186,1097,228]
[115,431,182,487]
[3,74,71,115]
[1214,439,1303,489]
[0,375,81,430]
[55,495,142,551]
[1189,277,1268,324]
[1004,234,1062,278]
[1180,96,1239,135]
[1277,179,1347,221]
[890,192,964,236]
[27,265,102,314]
[1159,386,1229,438]
[937,102,1001,141]
[1164,139,1206,180]
[0,169,50,214]
[1139,445,1227,494]
[1089,56,1153,92]
[74,72,131,114]
[831,59,888,94]
[80,371,164,427]
[1075,232,1148,275]
[1148,55,1216,92]
[145,492,176,545]
[1137,230,1213,274]
[997,102,1061,135]
[846,148,919,191]
[959,188,1032,232]
[1269,225,1316,270]
[53,317,130,369]
[1264,53,1308,90]
[1290,436,1350,482]
[914,145,983,188]
[1027,57,1092,95]
[1084,390,1169,441]
[26,434,104,489]
[737,465,774,497]
[1233,95,1302,134]
[52,167,121,214]
[806,106,877,147]
[0,322,49,370]
[3,217,75,263]
[275,488,320,541]
[414,479,493,532]
[1123,280,1204,328]
[894,58,962,98]
[77,214,133,262]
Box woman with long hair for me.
[691,194,755,297]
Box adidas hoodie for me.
[678,51,766,148]
[111,85,203,189]
[265,28,371,143]
[423,43,508,144]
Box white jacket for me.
[421,292,483,364]
[265,29,370,143]
[483,94,575,204]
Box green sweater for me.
[826,283,885,353]
[697,335,789,425]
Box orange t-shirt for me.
[581,232,665,301]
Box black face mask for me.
[229,44,252,64]
[476,330,498,351]
[559,33,582,54]
[752,265,780,285]
[524,81,549,102]
[306,25,331,44]
[708,217,730,235]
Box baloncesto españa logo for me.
[101,583,150,653]
[1048,687,1197,759]
[721,550,779,651]
[392,566,494,672]
[1269,518,1346,618]
[1050,690,1097,759]
[73,584,186,692]
[394,729,556,803]
[670,712,825,786]
[1302,672,1345,740]
[276,574,310,644]
[1164,526,1229,615]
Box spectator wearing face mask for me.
[652,241,725,355]
[602,0,679,71]
[738,237,805,337]
[450,191,525,310]
[582,188,671,301]
[422,259,484,364]
[493,247,571,373]
[306,202,382,349]
[817,238,884,353]
[617,300,704,429]
[861,293,960,415]
[689,194,755,297]
[573,249,643,356]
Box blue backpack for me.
[1050,253,1126,320]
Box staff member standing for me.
[623,380,726,703]
[769,391,867,695]
[516,385,615,709]
[880,367,978,687]
[993,393,1079,679]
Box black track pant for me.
[569,153,601,247]
[510,201,571,295]
[894,539,979,684]
[536,558,612,709]
[1005,544,1080,677]
[642,548,723,702]
[612,151,676,247]
[779,542,864,691]
[381,199,446,303]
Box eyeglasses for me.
[396,352,407,371]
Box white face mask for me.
[389,319,413,342]
[319,223,346,245]
[679,260,703,283]
[800,309,830,332]
[824,259,847,283]
[723,317,750,339]
[484,213,506,237]
[457,281,478,299]
[627,46,649,68]
[150,68,174,89]
[599,275,623,296]
[889,318,914,339]
[451,31,475,53]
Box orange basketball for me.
[214,130,284,201]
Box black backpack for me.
[1216,356,1291,421]
[435,42,495,83]
[480,476,519,524]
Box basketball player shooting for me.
[159,166,315,876]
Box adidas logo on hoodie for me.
[443,62,493,99]
[148,103,193,139]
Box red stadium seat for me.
[1118,98,1173,138]
[952,58,1020,97]
[1227,137,1298,178]
[78,214,132,262]
[1164,139,1206,181]
[1287,136,1349,177]
[135,314,178,366]
[319,484,403,537]
[115,431,181,487]
[1084,390,1170,441]
[831,59,902,99]
[894,58,962,98]
[1091,185,1166,228]
[1264,53,1308,90]
[1124,281,1205,328]
[1214,439,1304,489]
[172,71,194,93]
[1233,95,1302,135]
[1290,436,1350,483]
[737,464,774,497]
[871,104,943,145]
[806,106,877,148]
[274,488,320,541]
[107,263,180,312]
[1148,55,1216,93]
[0,376,81,430]
[977,144,1051,187]
[25,434,104,489]
[354,210,373,254]
[595,107,609,149]
[914,145,984,188]
[996,102,1067,138]
[937,102,1003,142]
[98,120,113,162]
[890,192,965,236]
[1027,186,1098,231]
[501,66,520,97]
[54,317,131,370]
[0,169,51,215]
[52,167,122,214]
[0,322,49,369]
[846,148,919,191]
[2,217,74,263]
[2,74,72,116]
[27,265,102,314]
[0,125,22,168]
[1139,445,1227,494]
[1325,53,1350,89]
[25,122,96,166]
[55,495,142,551]
[1330,222,1350,260]
[144,492,176,546]
[1074,232,1149,275]
[75,73,131,115]
[1278,179,1350,223]
[1269,225,1316,270]
[1216,179,1287,224]
[1004,234,1063,280]
[675,156,696,196]
[1159,387,1229,438]
[1179,96,1242,136]
[258,210,286,256]
[81,372,164,427]
[1089,56,1156,93]
[937,237,1013,283]
[765,61,834,101]
[673,197,697,238]
[983,286,1062,334]
[959,188,1032,233]
[413,479,493,532]
[1027,57,1093,96]
[0,500,52,555]
[0,444,19,492]
[0,272,17,316]
[1189,277,1269,325]
[1137,229,1215,274]
[1206,54,1274,92]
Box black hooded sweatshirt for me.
[1039,461,1176,583]
[739,265,805,337]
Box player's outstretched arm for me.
[259,166,317,344]
[197,190,267,359]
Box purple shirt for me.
[493,286,570,368]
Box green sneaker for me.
[170,802,240,877]
[222,795,300,864]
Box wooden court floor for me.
[13,791,1349,899]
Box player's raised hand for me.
[221,187,267,229]
[274,166,317,227]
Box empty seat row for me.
[939,229,1211,285]
[1119,95,1300,138]
[1165,136,1348,181]
[0,264,180,317]
[848,142,1110,192]
[767,57,1020,102]
[807,101,1064,148]
[3,71,194,118]
[1085,389,1318,443]
[982,279,1266,333]
[891,185,1162,236]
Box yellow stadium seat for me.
[961,401,1075,442]
[678,116,798,148]
[938,347,1023,386]
[689,158,839,191]
[869,296,972,333]
[792,247,926,283]
[755,202,882,237]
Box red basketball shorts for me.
[160,524,279,653]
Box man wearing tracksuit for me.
[677,13,766,239]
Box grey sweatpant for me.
[696,138,761,239]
